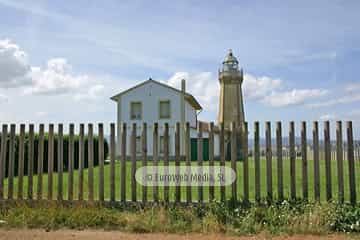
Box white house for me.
[111,78,219,159]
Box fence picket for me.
[198,121,203,203]
[347,121,356,204]
[230,122,237,202]
[220,123,226,202]
[37,124,44,200]
[301,121,308,200]
[68,124,75,201]
[243,122,249,202]
[336,121,344,203]
[47,124,54,200]
[8,124,15,200]
[0,125,7,200]
[98,123,104,202]
[185,122,192,204]
[266,122,272,202]
[78,124,85,200]
[57,124,63,201]
[153,123,159,202]
[110,123,116,202]
[131,123,137,202]
[254,122,260,202]
[313,122,320,201]
[18,124,25,200]
[28,124,34,200]
[88,124,94,201]
[324,121,332,201]
[121,123,127,202]
[164,123,170,204]
[142,123,148,203]
[209,122,215,201]
[175,122,181,203]
[276,121,283,201]
[289,121,296,200]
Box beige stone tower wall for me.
[218,70,245,130]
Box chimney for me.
[181,79,186,93]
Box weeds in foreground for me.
[0,200,359,235]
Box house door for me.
[190,138,209,161]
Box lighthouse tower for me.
[218,49,245,130]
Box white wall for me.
[115,81,204,157]
[185,101,197,128]
[120,81,181,125]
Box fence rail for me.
[0,121,358,204]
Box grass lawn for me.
[2,157,360,202]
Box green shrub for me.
[331,204,360,233]
[0,201,360,234]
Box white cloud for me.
[308,92,360,108]
[165,72,219,111]
[164,71,326,110]
[0,93,8,102]
[164,72,284,111]
[0,39,102,98]
[316,111,360,130]
[319,114,336,121]
[243,74,282,100]
[35,111,47,117]
[24,58,89,95]
[307,83,360,108]
[345,83,360,93]
[263,89,328,107]
[0,39,32,87]
[283,50,338,64]
[74,84,105,101]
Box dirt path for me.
[0,229,353,240]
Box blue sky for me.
[0,0,360,137]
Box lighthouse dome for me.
[222,49,239,72]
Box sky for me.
[0,0,360,138]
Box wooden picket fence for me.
[0,121,358,205]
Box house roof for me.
[110,79,202,110]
